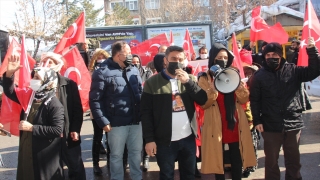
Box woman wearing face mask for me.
[88,49,113,175]
[132,54,153,83]
[3,55,65,180]
[198,43,256,180]
[88,48,110,73]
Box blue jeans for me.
[108,123,143,180]
[156,134,196,180]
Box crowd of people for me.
[0,37,319,180]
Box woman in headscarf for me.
[3,55,65,180]
[198,43,256,180]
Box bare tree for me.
[8,0,68,58]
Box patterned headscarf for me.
[33,67,58,105]
[40,52,65,72]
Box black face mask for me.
[215,59,227,69]
[266,58,280,70]
[123,54,133,67]
[167,62,184,75]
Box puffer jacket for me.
[89,57,142,128]
[250,47,320,132]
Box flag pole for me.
[308,0,311,37]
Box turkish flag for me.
[183,29,195,61]
[0,94,22,136]
[15,35,34,112]
[54,12,85,54]
[250,6,289,44]
[239,49,253,66]
[61,47,91,112]
[297,1,320,66]
[0,39,36,84]
[131,33,170,65]
[169,30,174,45]
[232,33,245,79]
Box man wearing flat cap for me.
[249,38,320,180]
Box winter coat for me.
[3,74,64,180]
[250,47,320,132]
[140,72,207,146]
[57,74,83,148]
[89,57,142,128]
[198,73,256,174]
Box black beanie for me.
[262,42,283,58]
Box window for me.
[111,2,124,10]
[125,0,138,11]
[146,17,162,24]
[194,0,209,7]
[145,0,160,10]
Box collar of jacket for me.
[57,73,68,86]
[105,57,135,71]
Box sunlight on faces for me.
[215,49,228,61]
[200,48,208,54]
[41,58,57,68]
[158,46,167,53]
[97,54,105,60]
[118,44,131,62]
[132,57,140,65]
[165,51,185,64]
[265,52,281,59]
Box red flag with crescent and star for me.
[54,12,85,54]
[250,6,289,44]
[297,0,320,66]
[183,29,195,61]
[61,47,91,112]
[131,33,170,65]
[0,36,36,136]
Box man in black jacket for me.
[249,38,319,180]
[290,39,301,65]
[141,46,207,180]
[40,52,85,180]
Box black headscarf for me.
[208,43,236,130]
[153,53,165,73]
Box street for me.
[1,96,320,180]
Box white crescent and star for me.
[251,17,264,32]
[64,67,82,90]
[66,23,78,39]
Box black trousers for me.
[61,139,86,180]
[215,142,242,180]
[262,130,302,180]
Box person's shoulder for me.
[48,96,64,108]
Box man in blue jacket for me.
[89,41,143,180]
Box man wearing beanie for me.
[40,52,86,180]
[249,38,320,180]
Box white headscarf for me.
[40,52,64,72]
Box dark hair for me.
[291,39,300,45]
[111,41,128,57]
[165,46,185,58]
[198,46,207,53]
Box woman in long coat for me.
[3,56,65,180]
[198,43,256,179]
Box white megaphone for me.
[209,65,240,94]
